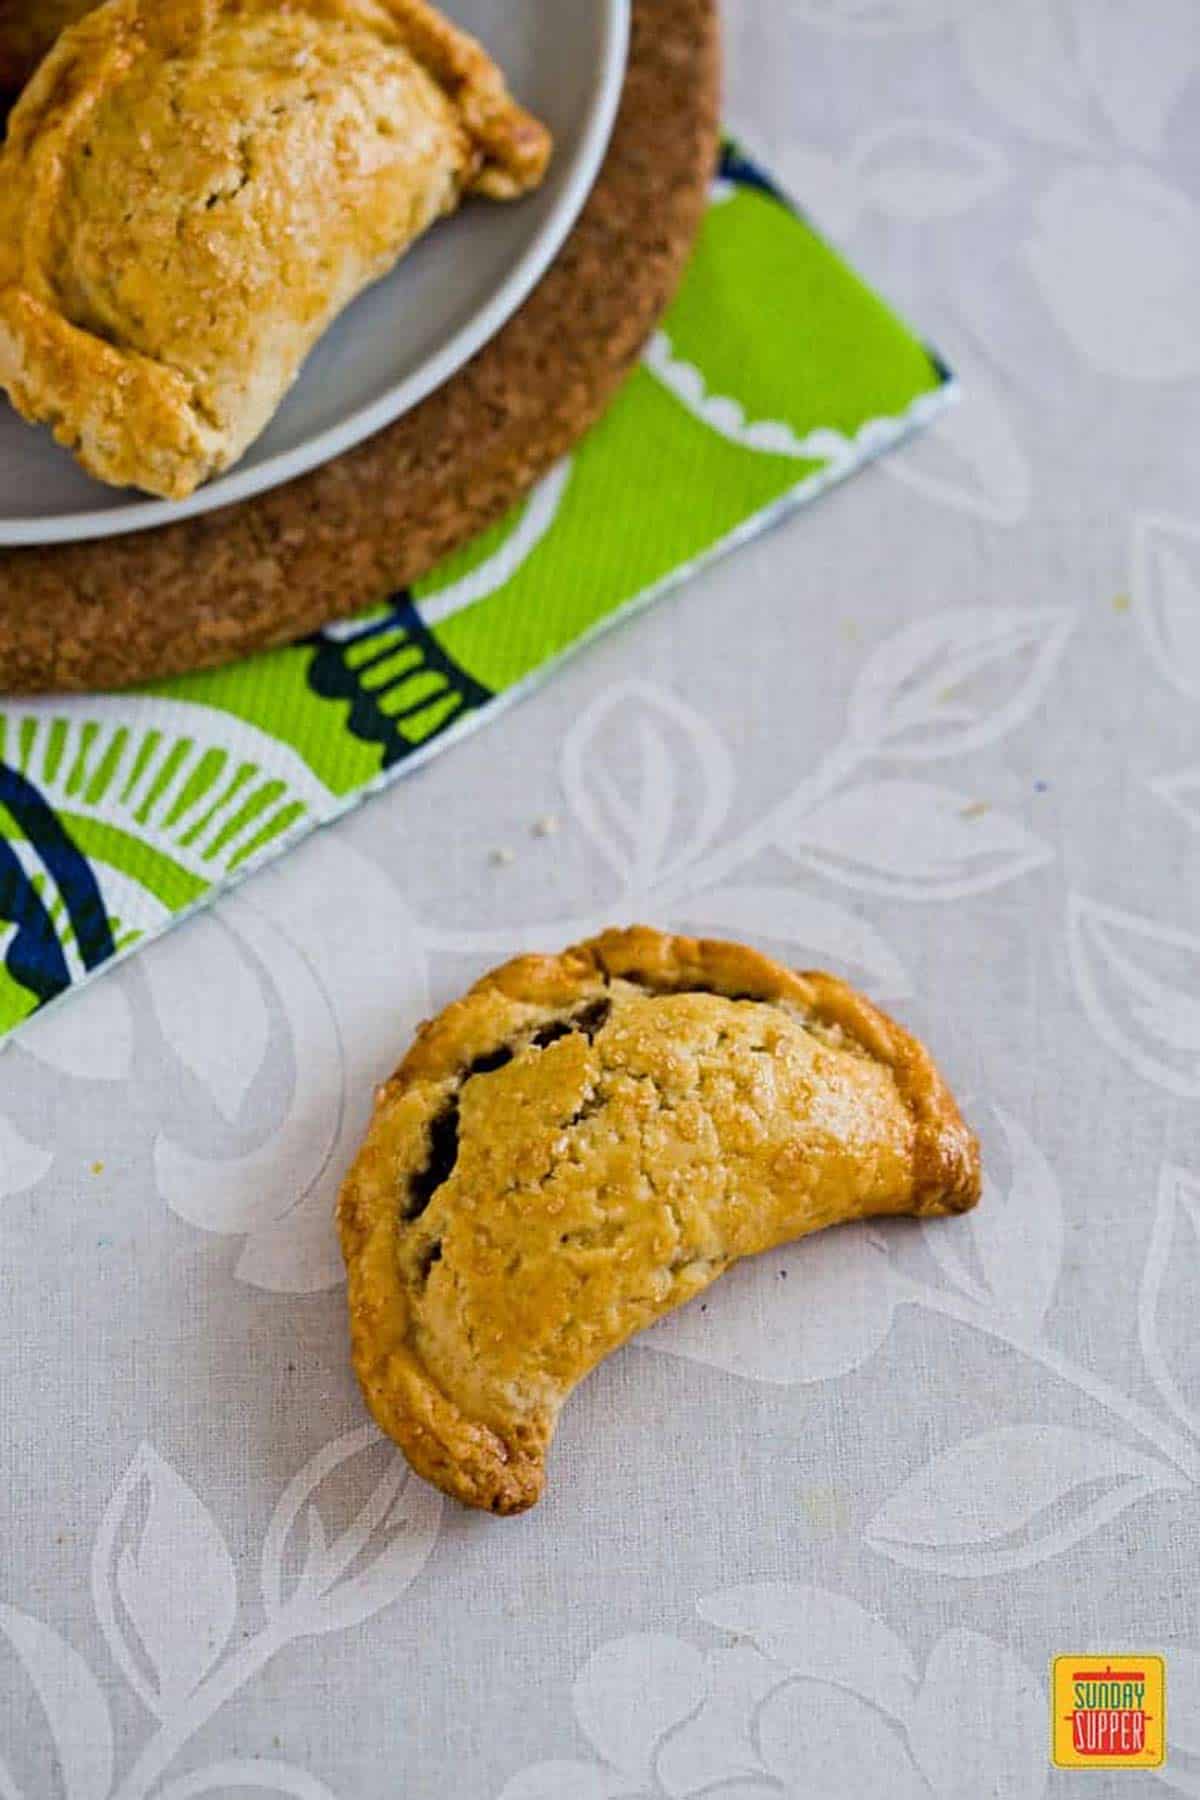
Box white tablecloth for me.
[5,6,1200,1796]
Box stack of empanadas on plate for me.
[0,0,552,499]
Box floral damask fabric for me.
[3,3,1199,1796]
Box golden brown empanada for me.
[338,927,981,1515]
[0,0,551,499]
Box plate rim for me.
[0,0,630,549]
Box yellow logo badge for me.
[1052,1656,1165,1769]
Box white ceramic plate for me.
[0,0,629,547]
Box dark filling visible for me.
[407,1099,461,1220]
[417,1240,443,1279]
[404,996,615,1221]
[531,1020,572,1049]
[573,997,612,1040]
[466,1045,514,1077]
[531,998,611,1049]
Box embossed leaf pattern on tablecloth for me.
[1140,1167,1200,1442]
[643,1225,903,1385]
[501,1587,1048,1800]
[1,1432,439,1800]
[918,1107,1063,1332]
[1026,166,1200,380]
[149,837,429,1293]
[18,976,135,1083]
[0,1112,52,1199]
[92,1445,238,1718]
[1067,896,1200,1099]
[1135,514,1200,703]
[866,1424,1189,1577]
[780,778,1051,899]
[758,122,1009,245]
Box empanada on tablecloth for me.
[338,928,982,1514]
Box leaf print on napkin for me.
[1027,167,1200,380]
[676,885,910,998]
[908,1630,1046,1800]
[0,1114,52,1200]
[866,1424,1187,1575]
[1068,895,1200,1098]
[0,1605,112,1800]
[260,1424,441,1637]
[643,1225,902,1385]
[780,780,1051,900]
[562,683,734,892]
[921,1108,1063,1333]
[91,1443,237,1718]
[1134,514,1200,702]
[848,607,1074,761]
[1139,1165,1200,1441]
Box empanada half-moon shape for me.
[338,927,981,1515]
[0,0,551,498]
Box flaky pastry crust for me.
[338,927,981,1515]
[0,0,551,498]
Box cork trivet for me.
[0,0,720,695]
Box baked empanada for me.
[0,0,551,499]
[0,0,94,89]
[338,928,982,1515]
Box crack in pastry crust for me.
[0,0,552,498]
[338,927,982,1516]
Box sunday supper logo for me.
[1052,1656,1165,1770]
